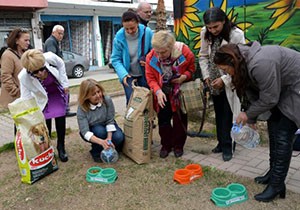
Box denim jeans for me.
[89,123,124,157]
[122,76,149,105]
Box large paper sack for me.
[8,98,58,184]
[123,85,153,164]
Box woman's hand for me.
[156,90,167,108]
[236,112,248,126]
[100,139,111,150]
[122,75,132,87]
[211,78,224,90]
[64,87,69,94]
[171,75,187,84]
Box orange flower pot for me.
[185,164,203,181]
[173,169,192,184]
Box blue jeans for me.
[123,76,149,105]
[89,123,124,158]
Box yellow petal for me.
[182,16,195,27]
[271,7,290,18]
[269,9,295,30]
[180,24,190,39]
[185,7,198,13]
[186,13,200,21]
[186,0,198,7]
[266,0,291,9]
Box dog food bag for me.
[8,97,58,184]
[123,85,154,164]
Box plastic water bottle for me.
[100,140,119,163]
[231,123,260,149]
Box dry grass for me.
[1,79,300,210]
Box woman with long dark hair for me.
[198,7,245,161]
[213,41,300,202]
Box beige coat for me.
[0,49,22,109]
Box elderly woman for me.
[19,49,69,162]
[145,30,195,158]
[213,41,300,202]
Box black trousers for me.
[212,91,233,154]
[46,116,66,149]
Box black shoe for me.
[89,150,102,163]
[160,149,170,158]
[254,184,286,202]
[212,146,222,153]
[66,111,76,117]
[174,149,183,158]
[222,153,232,161]
[58,149,68,162]
[92,156,102,163]
[255,170,271,185]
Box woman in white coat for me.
[19,49,69,162]
[199,7,245,161]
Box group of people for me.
[0,3,299,203]
[110,6,300,203]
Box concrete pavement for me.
[1,67,300,194]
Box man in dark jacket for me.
[44,25,76,120]
[136,2,152,27]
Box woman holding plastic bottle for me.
[213,41,300,202]
[77,79,124,163]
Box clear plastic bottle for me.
[100,140,119,163]
[231,123,260,149]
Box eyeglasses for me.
[31,66,46,75]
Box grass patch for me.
[0,142,14,153]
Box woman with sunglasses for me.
[18,49,69,162]
[0,28,30,110]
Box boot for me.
[159,125,173,158]
[55,117,68,162]
[255,170,271,185]
[255,120,276,184]
[57,139,68,162]
[58,147,68,162]
[254,115,296,202]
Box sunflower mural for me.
[174,0,300,56]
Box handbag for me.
[180,78,205,114]
[179,78,208,135]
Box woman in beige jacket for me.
[0,28,30,109]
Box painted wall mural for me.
[173,0,300,59]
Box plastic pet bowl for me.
[173,169,191,184]
[185,164,203,181]
[174,164,204,184]
[86,167,118,184]
[211,183,248,207]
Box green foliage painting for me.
[173,0,300,57]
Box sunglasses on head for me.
[31,66,46,75]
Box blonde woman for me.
[145,31,195,158]
[19,49,69,162]
[77,79,124,162]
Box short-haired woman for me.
[19,49,69,162]
[199,7,246,161]
[77,79,124,162]
[111,10,153,104]
[145,30,195,158]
